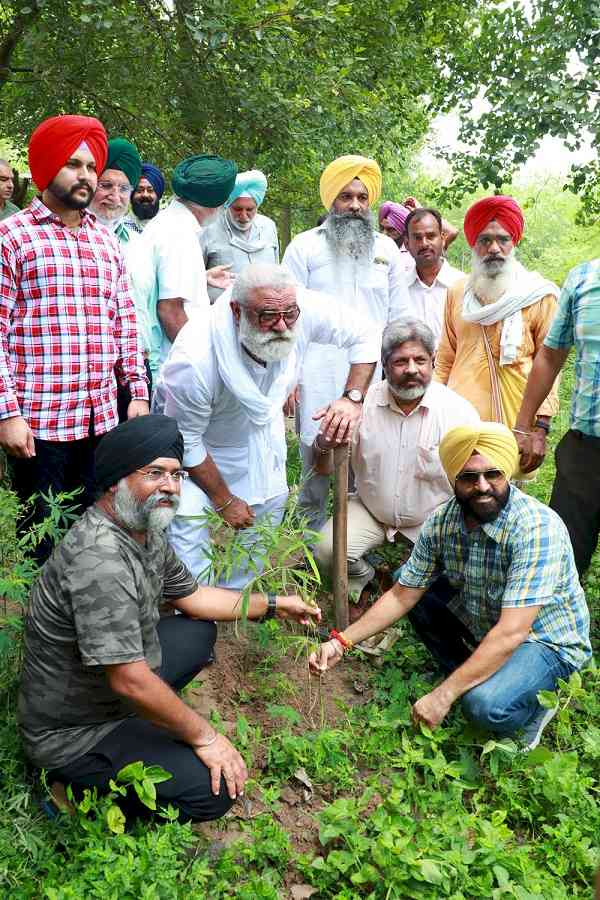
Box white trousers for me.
[169,492,288,588]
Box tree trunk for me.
[0,2,42,92]
[279,204,292,254]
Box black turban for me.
[95,415,184,494]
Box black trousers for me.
[47,616,231,824]
[549,429,600,578]
[8,430,100,566]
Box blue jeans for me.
[408,579,575,736]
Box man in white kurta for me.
[133,154,237,379]
[404,207,464,347]
[282,155,410,529]
[314,319,479,595]
[153,264,380,586]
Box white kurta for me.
[282,225,410,444]
[405,258,465,347]
[132,198,210,377]
[152,287,381,516]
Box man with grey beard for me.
[314,318,479,596]
[153,263,380,585]
[282,155,410,529]
[435,196,559,467]
[18,414,320,824]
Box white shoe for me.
[522,705,558,751]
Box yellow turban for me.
[439,423,519,484]
[319,155,382,210]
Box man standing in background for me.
[0,160,18,221]
[128,163,165,231]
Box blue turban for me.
[139,162,165,198]
[225,169,268,208]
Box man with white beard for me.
[18,415,320,823]
[435,196,560,468]
[153,263,380,585]
[282,155,410,529]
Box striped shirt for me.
[0,198,148,441]
[544,258,600,437]
[398,487,591,670]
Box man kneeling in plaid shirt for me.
[0,114,148,562]
[311,423,591,750]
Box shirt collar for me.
[29,195,94,228]
[406,257,455,288]
[376,379,434,414]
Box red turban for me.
[28,115,108,191]
[463,195,525,247]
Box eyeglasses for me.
[455,469,505,486]
[97,181,132,196]
[475,235,512,248]
[255,306,301,327]
[135,467,188,484]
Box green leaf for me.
[106,803,126,834]
[117,761,145,784]
[419,859,443,884]
[537,690,558,709]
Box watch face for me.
[346,389,363,402]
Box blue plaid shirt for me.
[398,487,591,670]
[545,258,600,437]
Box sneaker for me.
[348,562,376,596]
[522,704,559,751]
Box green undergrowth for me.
[1,356,599,896]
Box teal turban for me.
[172,155,237,208]
[225,169,268,208]
[105,137,142,189]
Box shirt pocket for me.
[414,445,450,490]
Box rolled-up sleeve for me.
[300,289,381,363]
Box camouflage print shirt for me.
[18,506,197,769]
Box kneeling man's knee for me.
[177,775,234,823]
[461,687,514,733]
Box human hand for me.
[283,385,300,417]
[403,196,420,210]
[220,496,256,529]
[276,594,322,625]
[308,639,344,675]
[516,428,547,474]
[127,399,150,419]
[411,687,454,729]
[0,415,35,458]
[207,265,235,290]
[193,733,248,799]
[312,397,362,444]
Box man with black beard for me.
[0,115,148,564]
[128,163,165,230]
[435,196,559,476]
[18,415,320,823]
[313,318,479,597]
[310,423,591,750]
[153,263,380,585]
[282,155,410,529]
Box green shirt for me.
[0,200,19,221]
[18,507,197,769]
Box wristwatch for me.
[262,592,277,621]
[343,388,365,403]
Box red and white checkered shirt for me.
[0,197,148,441]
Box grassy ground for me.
[0,357,598,898]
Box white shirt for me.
[352,380,480,543]
[134,198,210,376]
[405,258,464,347]
[152,289,380,512]
[282,225,410,444]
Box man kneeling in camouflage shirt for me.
[18,414,320,822]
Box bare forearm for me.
[345,362,376,394]
[173,585,272,621]
[158,298,188,343]
[188,454,231,507]
[343,583,425,645]
[437,626,526,704]
[115,668,213,744]
[515,346,569,429]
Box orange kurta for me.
[434,277,560,426]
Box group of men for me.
[0,112,597,825]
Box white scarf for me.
[462,262,559,365]
[211,292,297,504]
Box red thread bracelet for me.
[330,629,353,650]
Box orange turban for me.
[463,195,525,247]
[28,115,108,191]
[319,155,382,210]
